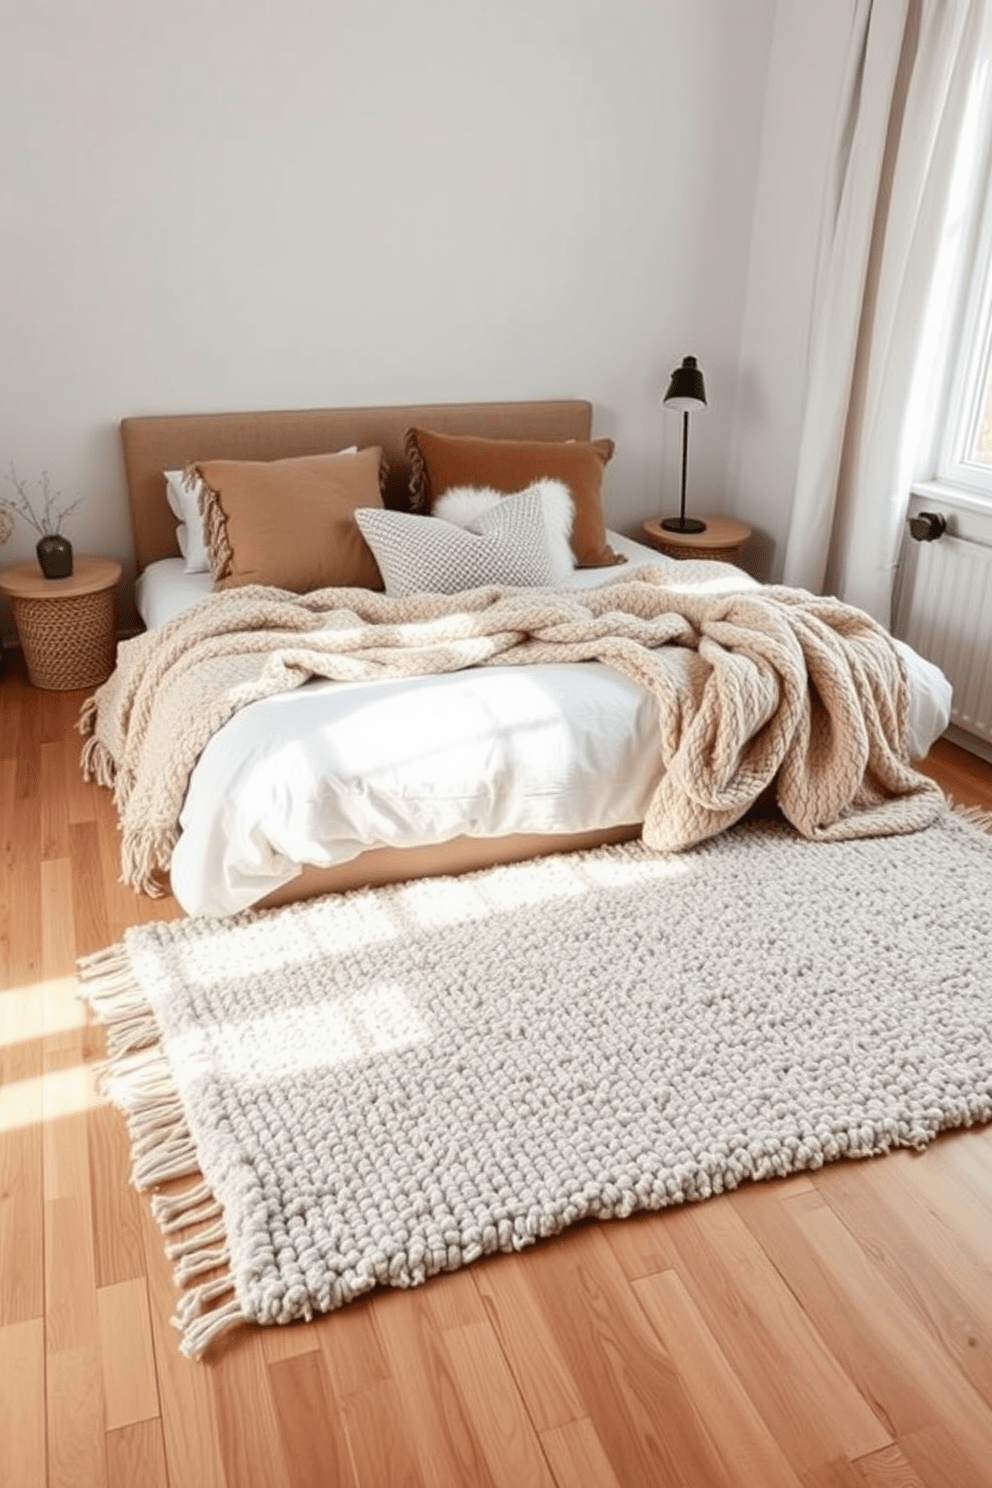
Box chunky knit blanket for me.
[79,563,943,895]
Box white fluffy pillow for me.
[165,469,210,574]
[355,488,561,597]
[434,478,574,582]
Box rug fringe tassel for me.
[952,802,992,836]
[173,1243,231,1284]
[77,949,162,1060]
[151,1179,222,1234]
[178,1298,246,1360]
[174,1274,237,1327]
[165,1218,228,1260]
[78,941,246,1362]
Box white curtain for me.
[782,0,992,625]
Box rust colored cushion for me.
[194,448,385,593]
[405,429,624,569]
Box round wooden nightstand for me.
[0,555,122,690]
[642,515,752,564]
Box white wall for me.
[0,0,777,635]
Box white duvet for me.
[135,533,952,917]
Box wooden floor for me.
[2,644,992,1488]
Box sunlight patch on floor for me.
[0,976,86,1048]
[0,1062,105,1136]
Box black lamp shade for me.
[663,355,707,412]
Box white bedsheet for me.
[136,532,952,916]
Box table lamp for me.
[661,355,707,534]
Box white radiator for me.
[894,492,992,749]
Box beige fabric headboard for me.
[120,399,594,574]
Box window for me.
[930,55,992,505]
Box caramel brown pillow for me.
[194,448,385,593]
[405,429,624,568]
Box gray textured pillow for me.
[355,488,559,597]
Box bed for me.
[113,399,952,918]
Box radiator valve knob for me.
[908,511,947,542]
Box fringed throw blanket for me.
[79,563,943,894]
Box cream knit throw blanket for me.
[79,563,943,895]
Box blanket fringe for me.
[119,829,176,898]
[77,944,246,1362]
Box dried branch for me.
[0,464,82,542]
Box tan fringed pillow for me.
[194,448,386,593]
[405,428,624,569]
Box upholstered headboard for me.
[120,399,594,574]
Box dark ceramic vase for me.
[36,533,73,579]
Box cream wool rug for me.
[80,807,992,1359]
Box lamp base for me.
[660,516,707,534]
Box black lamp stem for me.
[679,410,689,524]
[661,408,706,534]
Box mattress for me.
[135,533,953,917]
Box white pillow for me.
[355,488,560,597]
[434,478,574,582]
[164,469,210,574]
[164,446,361,577]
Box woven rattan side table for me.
[0,555,122,690]
[641,515,752,564]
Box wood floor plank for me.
[40,856,78,983]
[0,1317,46,1488]
[539,1417,625,1488]
[44,1192,100,1356]
[473,1251,585,1434]
[137,1197,229,1488]
[317,1294,391,1398]
[105,1418,170,1488]
[786,1189,992,1482]
[337,1376,424,1488]
[620,1193,891,1470]
[6,796,42,989]
[88,1098,147,1288]
[896,1423,992,1488]
[64,704,98,826]
[69,819,111,960]
[267,1349,358,1488]
[632,1267,803,1487]
[97,1277,160,1430]
[40,741,70,861]
[522,1224,734,1488]
[441,1320,557,1488]
[209,1336,293,1488]
[853,1443,927,1485]
[424,1264,489,1331]
[260,1315,321,1363]
[373,1285,499,1488]
[0,1071,44,1325]
[813,1154,992,1405]
[46,1345,108,1488]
